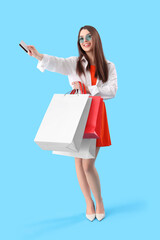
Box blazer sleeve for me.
[37,54,77,75]
[88,62,118,100]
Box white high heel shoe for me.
[96,197,105,221]
[86,200,96,221]
[96,212,105,221]
[86,213,96,221]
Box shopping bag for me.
[83,96,103,139]
[72,82,103,139]
[34,93,92,151]
[96,101,112,147]
[52,138,96,159]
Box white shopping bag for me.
[52,138,96,159]
[34,94,92,151]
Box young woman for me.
[27,25,118,222]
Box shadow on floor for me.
[23,212,86,239]
[22,199,147,239]
[106,200,147,218]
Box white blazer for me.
[37,54,118,100]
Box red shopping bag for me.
[83,96,103,139]
[70,82,103,139]
[96,101,111,147]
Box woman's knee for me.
[82,159,95,172]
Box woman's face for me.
[79,29,93,52]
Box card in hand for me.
[19,40,28,53]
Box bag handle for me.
[82,83,87,94]
[70,81,87,94]
[64,82,87,95]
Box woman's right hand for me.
[27,45,43,61]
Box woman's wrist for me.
[37,53,43,61]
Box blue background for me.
[1,0,160,239]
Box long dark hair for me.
[76,25,109,83]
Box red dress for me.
[90,65,112,147]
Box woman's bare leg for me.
[74,157,95,214]
[82,147,105,214]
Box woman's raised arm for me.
[27,45,77,75]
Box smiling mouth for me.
[83,43,91,47]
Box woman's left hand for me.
[72,81,90,94]
[72,81,80,90]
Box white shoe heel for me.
[96,212,105,221]
[86,213,96,221]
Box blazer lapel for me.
[96,78,99,86]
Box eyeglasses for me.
[78,33,92,44]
